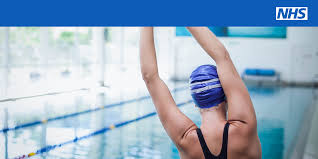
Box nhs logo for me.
[276,7,308,20]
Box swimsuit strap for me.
[196,122,230,159]
[220,122,230,158]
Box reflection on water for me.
[258,119,284,159]
[0,83,316,159]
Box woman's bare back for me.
[179,121,261,159]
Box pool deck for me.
[303,90,318,159]
[288,89,318,159]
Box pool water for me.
[0,82,315,159]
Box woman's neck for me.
[200,103,227,129]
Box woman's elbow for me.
[211,47,231,63]
[141,71,159,84]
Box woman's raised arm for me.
[139,27,196,145]
[187,27,257,129]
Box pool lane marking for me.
[12,99,193,159]
[1,86,188,133]
[0,88,90,103]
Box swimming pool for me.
[0,82,316,159]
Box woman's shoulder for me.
[178,128,204,159]
[227,121,261,159]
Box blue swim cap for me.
[189,64,225,109]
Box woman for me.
[139,27,261,159]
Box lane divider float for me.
[1,86,188,133]
[13,99,193,159]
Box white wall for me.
[172,27,318,83]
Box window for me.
[176,27,287,38]
[0,28,5,66]
[227,27,286,38]
[9,27,41,66]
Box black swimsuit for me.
[196,123,230,159]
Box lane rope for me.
[12,99,193,159]
[0,88,90,103]
[1,86,188,133]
